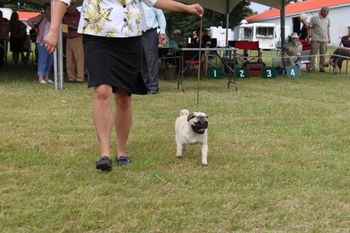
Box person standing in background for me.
[63,2,84,83]
[141,3,166,94]
[0,10,10,67]
[299,13,309,40]
[308,7,330,72]
[27,3,53,84]
[9,12,28,64]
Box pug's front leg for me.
[176,143,184,157]
[201,143,208,165]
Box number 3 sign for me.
[263,67,276,79]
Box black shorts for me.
[83,34,148,95]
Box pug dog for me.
[175,109,209,165]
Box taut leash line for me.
[196,16,203,108]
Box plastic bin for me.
[163,66,177,80]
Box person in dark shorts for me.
[44,0,203,171]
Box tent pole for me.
[280,0,286,68]
[58,27,64,90]
[52,0,58,90]
[226,12,229,47]
[225,0,229,47]
[53,30,64,90]
[53,53,58,89]
[52,0,64,90]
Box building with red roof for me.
[244,0,350,46]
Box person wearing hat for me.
[283,32,303,66]
[165,29,183,73]
[324,26,350,73]
[168,29,183,49]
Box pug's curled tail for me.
[180,109,189,116]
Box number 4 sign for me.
[235,68,249,79]
[285,66,301,78]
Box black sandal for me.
[96,156,112,171]
[116,155,131,165]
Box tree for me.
[0,0,42,11]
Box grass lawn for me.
[1,64,350,232]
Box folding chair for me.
[233,41,264,76]
[331,55,350,74]
[182,44,204,76]
[340,57,350,74]
[233,41,262,64]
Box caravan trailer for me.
[234,23,291,50]
[209,26,234,47]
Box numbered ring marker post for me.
[285,65,301,79]
[235,67,249,79]
[263,67,277,79]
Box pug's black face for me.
[188,113,208,134]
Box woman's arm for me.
[45,0,203,53]
[44,0,69,53]
[339,43,350,51]
[154,0,203,16]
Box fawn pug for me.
[175,109,209,165]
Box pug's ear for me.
[187,113,195,122]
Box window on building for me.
[243,27,253,40]
[256,27,274,39]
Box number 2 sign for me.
[235,68,249,79]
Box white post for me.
[225,13,229,47]
[58,28,64,89]
[52,0,64,90]
[225,0,229,47]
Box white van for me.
[234,23,291,50]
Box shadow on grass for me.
[0,63,38,83]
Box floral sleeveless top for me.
[59,0,157,37]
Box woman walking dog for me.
[44,0,203,171]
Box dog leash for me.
[196,16,203,108]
